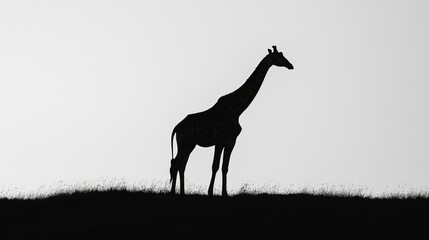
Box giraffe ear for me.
[268,49,272,54]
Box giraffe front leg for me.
[208,145,223,196]
[221,139,236,197]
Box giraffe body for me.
[173,99,242,148]
[170,46,293,196]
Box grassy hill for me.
[1,190,428,239]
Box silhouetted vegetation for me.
[1,189,428,239]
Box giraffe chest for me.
[197,118,240,138]
[213,119,242,140]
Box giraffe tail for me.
[171,125,177,160]
[170,125,178,183]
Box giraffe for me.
[170,46,294,196]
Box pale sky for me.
[1,1,428,196]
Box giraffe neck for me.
[222,54,272,116]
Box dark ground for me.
[1,190,428,239]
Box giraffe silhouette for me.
[170,46,294,196]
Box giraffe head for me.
[268,46,294,70]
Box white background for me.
[1,1,428,196]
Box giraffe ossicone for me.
[170,46,294,196]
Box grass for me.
[1,184,429,239]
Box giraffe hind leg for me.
[170,158,179,195]
[172,137,196,195]
[178,148,194,195]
